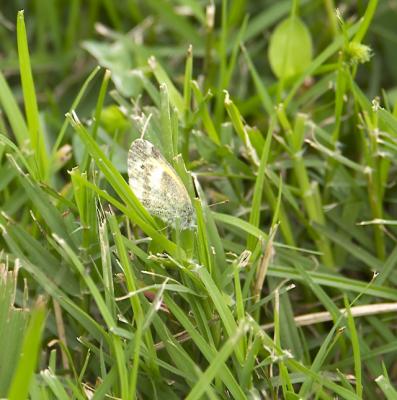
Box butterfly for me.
[128,138,196,230]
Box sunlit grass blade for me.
[344,295,362,398]
[8,298,46,400]
[247,118,274,250]
[375,365,397,400]
[17,11,48,181]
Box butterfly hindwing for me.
[128,139,195,229]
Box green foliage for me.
[0,265,29,397]
[0,0,396,398]
[268,16,313,80]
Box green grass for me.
[1,0,397,398]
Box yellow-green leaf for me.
[268,16,313,80]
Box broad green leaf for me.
[268,16,313,80]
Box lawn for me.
[1,0,397,398]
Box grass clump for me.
[1,0,397,398]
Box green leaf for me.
[268,16,313,80]
[0,266,29,396]
[8,299,46,400]
[17,10,48,181]
[375,374,397,400]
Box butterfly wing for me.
[128,139,195,229]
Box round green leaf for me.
[100,105,129,134]
[268,16,313,80]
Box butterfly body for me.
[128,139,196,230]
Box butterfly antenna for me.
[141,113,153,139]
[158,225,169,233]
[208,199,229,208]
